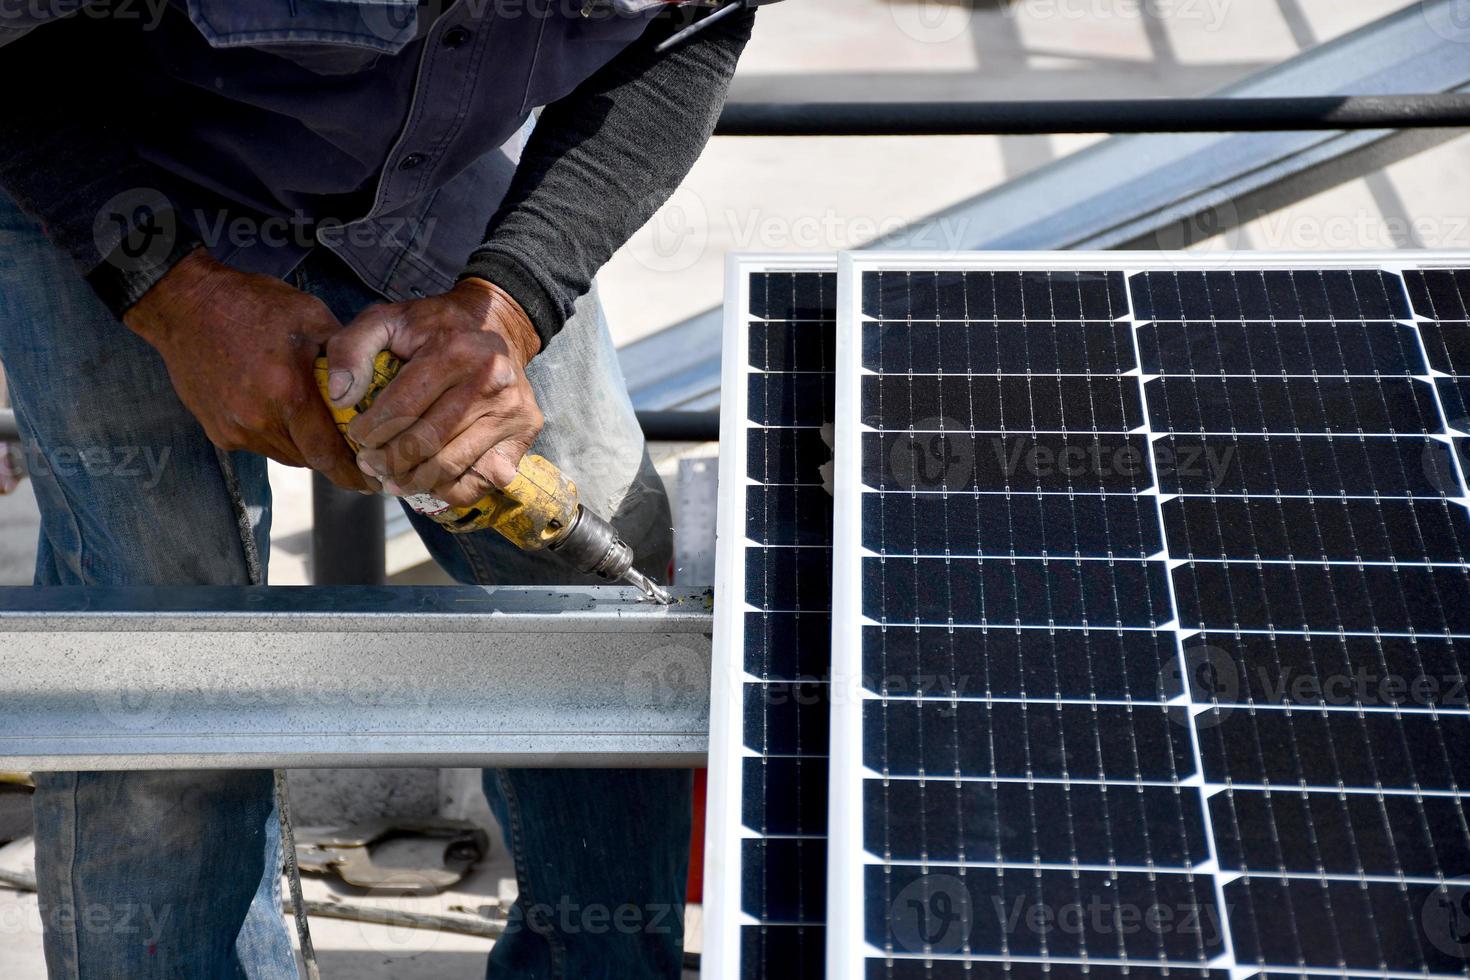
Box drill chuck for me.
[551,506,635,581]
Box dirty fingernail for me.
[328,370,353,402]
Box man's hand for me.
[325,278,543,507]
[123,249,374,491]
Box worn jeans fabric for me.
[0,189,687,979]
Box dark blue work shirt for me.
[85,0,654,300]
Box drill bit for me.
[548,505,675,604]
[621,566,674,605]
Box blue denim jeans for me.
[0,190,689,979]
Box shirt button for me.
[399,153,426,171]
[442,27,471,48]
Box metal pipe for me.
[636,410,720,443]
[714,95,1470,137]
[311,471,386,586]
[0,585,712,771]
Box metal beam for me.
[714,95,1470,137]
[622,0,1470,412]
[0,586,713,771]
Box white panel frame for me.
[827,248,1470,979]
[704,253,837,980]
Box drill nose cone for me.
[622,567,674,604]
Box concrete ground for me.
[0,833,703,980]
[2,0,1468,974]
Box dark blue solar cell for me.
[1145,377,1440,435]
[744,680,829,756]
[862,490,1161,559]
[747,427,831,486]
[1173,562,1470,634]
[741,837,827,923]
[1152,435,1450,496]
[751,271,836,321]
[862,625,1177,701]
[745,612,831,681]
[863,700,1193,780]
[742,925,824,980]
[1138,320,1424,376]
[865,779,1209,865]
[747,485,833,547]
[749,319,834,372]
[1212,789,1470,877]
[744,755,828,837]
[864,865,1224,960]
[1182,632,1470,709]
[748,371,832,427]
[863,375,1143,433]
[1198,707,1470,790]
[1162,496,1470,563]
[1404,268,1470,320]
[863,555,1172,627]
[864,432,1153,493]
[1227,877,1470,973]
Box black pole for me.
[311,472,386,586]
[714,95,1470,137]
[635,410,721,443]
[0,410,17,442]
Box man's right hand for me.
[123,249,374,492]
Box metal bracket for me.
[0,586,713,770]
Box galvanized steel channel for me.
[0,586,713,770]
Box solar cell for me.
[705,256,837,980]
[829,253,1470,980]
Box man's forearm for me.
[461,7,756,350]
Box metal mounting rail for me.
[714,95,1470,137]
[0,586,713,771]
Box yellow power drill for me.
[314,352,672,604]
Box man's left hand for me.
[326,279,544,507]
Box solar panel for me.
[705,255,837,980]
[828,252,1470,979]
